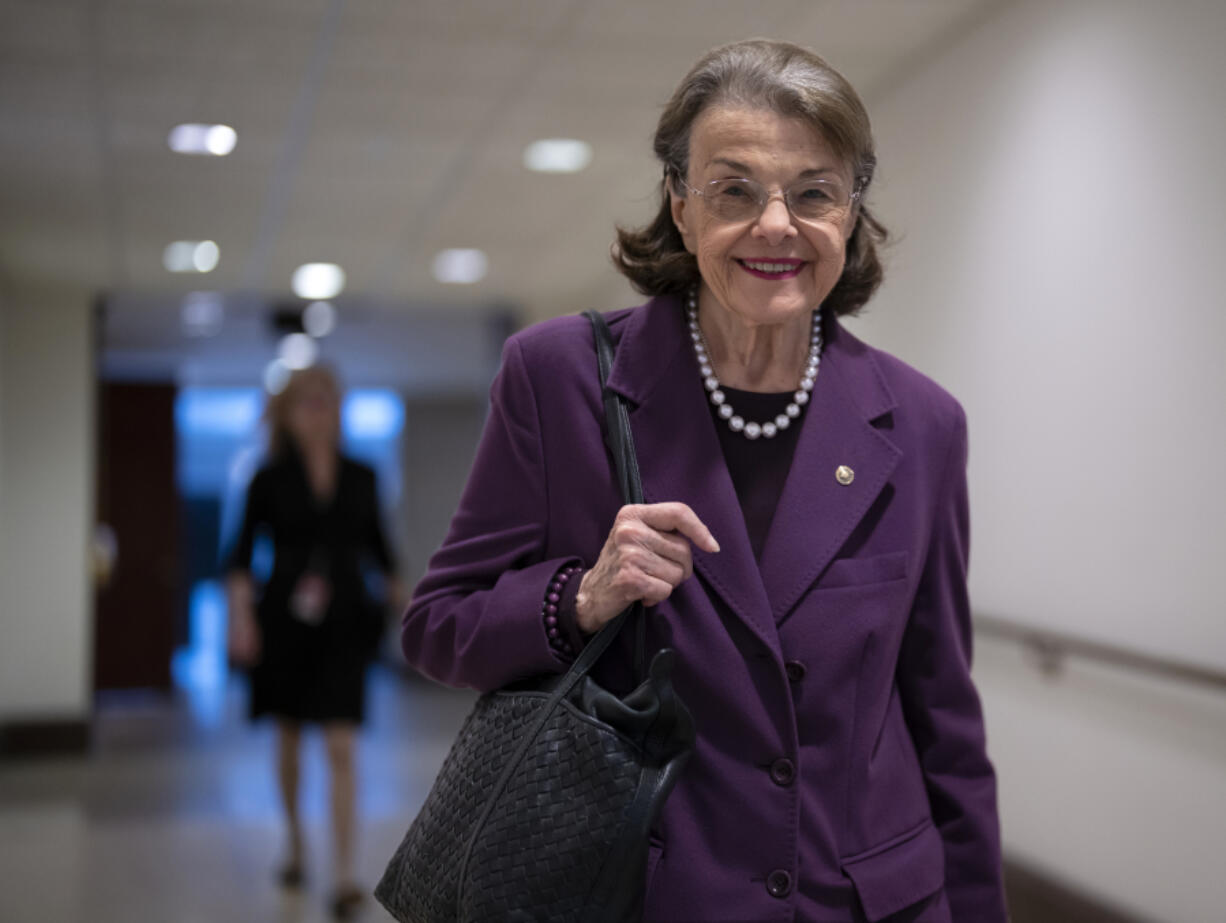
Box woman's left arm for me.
[363,468,404,607]
[896,405,1008,922]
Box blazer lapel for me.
[604,296,778,653]
[758,313,902,623]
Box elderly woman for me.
[227,365,400,920]
[403,39,1005,922]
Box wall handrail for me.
[973,613,1226,694]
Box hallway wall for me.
[0,287,94,724]
[847,1,1226,919]
[398,394,487,593]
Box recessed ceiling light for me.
[181,292,224,337]
[432,248,488,284]
[302,300,337,338]
[168,123,237,156]
[292,263,346,300]
[278,332,318,370]
[523,138,592,173]
[164,240,220,273]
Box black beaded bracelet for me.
[542,564,583,656]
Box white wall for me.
[846,1,1226,919]
[852,0,1226,670]
[0,284,5,500]
[976,636,1226,920]
[398,394,487,590]
[0,288,94,721]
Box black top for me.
[710,387,802,560]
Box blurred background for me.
[1,0,1224,921]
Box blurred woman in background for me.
[226,364,400,920]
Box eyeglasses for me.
[674,174,861,225]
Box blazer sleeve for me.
[223,468,269,575]
[400,336,580,691]
[895,405,1008,922]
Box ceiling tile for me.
[0,0,1005,383]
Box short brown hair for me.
[612,39,887,316]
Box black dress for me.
[226,450,396,723]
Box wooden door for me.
[93,382,180,691]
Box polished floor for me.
[0,663,477,923]
[0,656,1134,923]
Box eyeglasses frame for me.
[669,169,866,225]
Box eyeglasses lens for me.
[702,178,851,223]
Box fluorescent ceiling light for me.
[164,240,220,273]
[523,138,592,173]
[168,123,237,156]
[278,332,318,370]
[180,291,224,337]
[302,300,337,338]
[292,262,346,300]
[432,248,488,284]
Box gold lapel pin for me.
[836,465,855,486]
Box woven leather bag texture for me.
[374,312,694,923]
[375,694,540,923]
[375,651,691,923]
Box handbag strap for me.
[527,312,649,697]
[587,310,643,507]
[585,309,648,679]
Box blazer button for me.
[769,757,795,786]
[766,869,793,898]
[785,660,806,683]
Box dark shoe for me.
[277,862,304,889]
[330,885,365,920]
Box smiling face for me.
[669,105,857,329]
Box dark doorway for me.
[93,382,180,691]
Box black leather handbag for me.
[374,311,695,923]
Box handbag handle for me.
[585,310,648,679]
[587,310,644,507]
[526,312,649,699]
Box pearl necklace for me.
[686,287,822,440]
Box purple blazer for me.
[403,294,1006,922]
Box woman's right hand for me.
[225,572,262,666]
[227,607,262,666]
[574,502,719,634]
